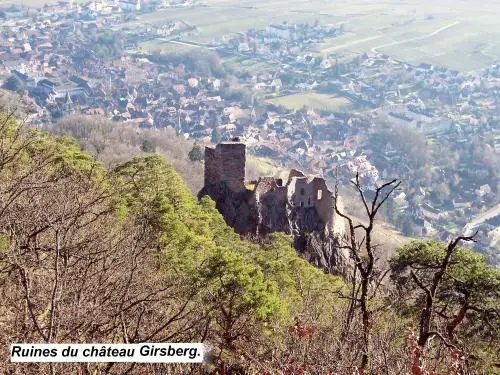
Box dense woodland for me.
[0,111,498,374]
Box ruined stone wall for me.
[254,177,278,200]
[275,186,288,205]
[312,177,335,234]
[199,144,346,274]
[218,142,246,193]
[288,177,315,208]
[287,169,306,185]
[254,177,290,235]
[204,142,246,193]
[204,146,221,186]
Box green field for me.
[267,92,353,112]
[7,0,500,71]
[222,55,275,73]
[120,0,500,72]
[128,4,343,43]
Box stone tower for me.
[204,141,246,193]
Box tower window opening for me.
[317,190,323,200]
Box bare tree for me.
[333,172,401,370]
[0,113,210,374]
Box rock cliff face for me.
[199,141,348,274]
[199,181,258,234]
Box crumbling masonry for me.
[199,140,346,273]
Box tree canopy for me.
[2,75,25,95]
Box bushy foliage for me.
[2,75,25,95]
[93,32,124,58]
[150,50,226,78]
[141,138,156,153]
[390,241,500,373]
[0,113,498,374]
[189,143,204,162]
[53,115,205,192]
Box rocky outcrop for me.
[199,179,347,274]
[198,181,258,234]
[295,231,346,275]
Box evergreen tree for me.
[188,143,204,162]
[3,75,25,95]
[141,138,156,153]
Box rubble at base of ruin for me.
[199,140,348,274]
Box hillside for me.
[50,115,295,195]
[52,116,410,267]
[0,112,498,374]
[0,112,343,374]
[0,89,41,117]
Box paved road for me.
[167,40,216,50]
[371,21,461,54]
[463,203,500,236]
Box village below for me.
[0,0,499,262]
[0,1,499,374]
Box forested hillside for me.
[0,112,498,374]
[52,115,205,192]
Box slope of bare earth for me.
[339,189,412,265]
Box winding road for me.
[322,35,385,53]
[371,21,461,54]
[167,40,216,50]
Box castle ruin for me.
[199,140,345,273]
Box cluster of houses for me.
[215,43,499,248]
[213,22,341,65]
[0,0,193,22]
[238,96,497,249]
[7,51,255,133]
